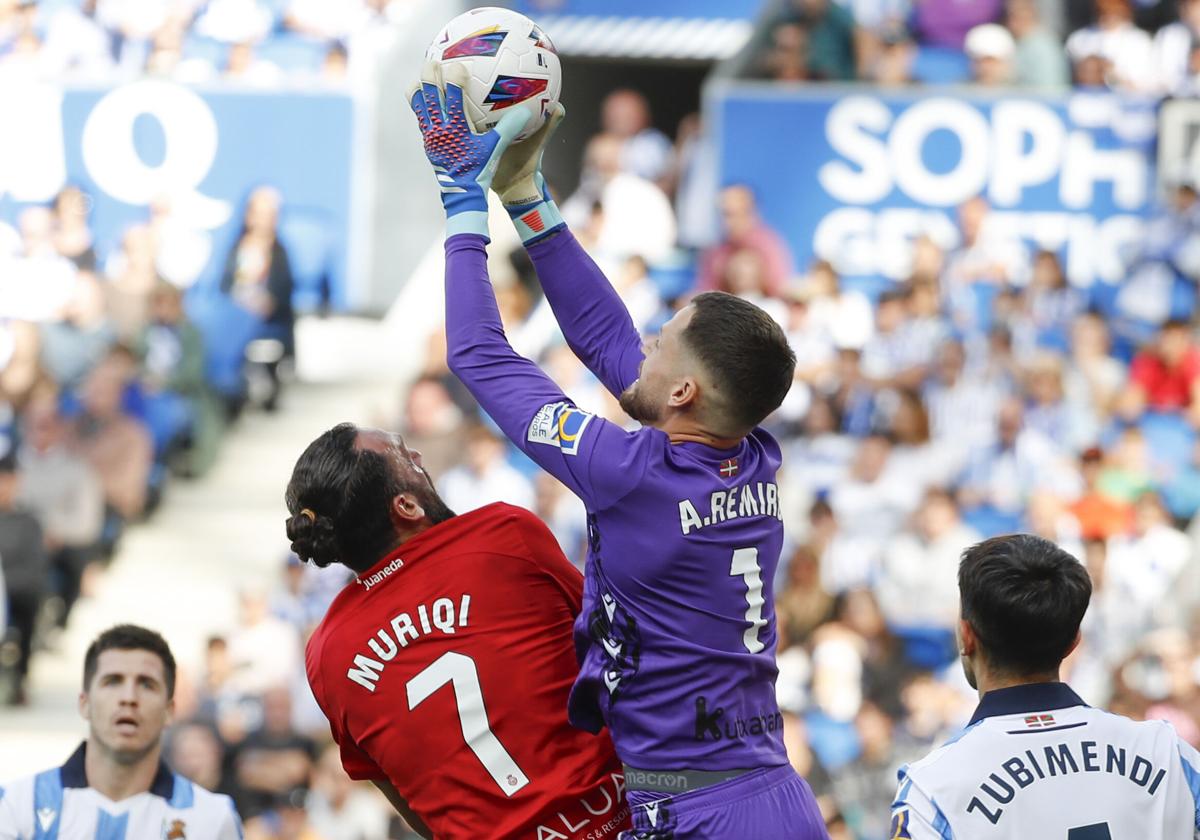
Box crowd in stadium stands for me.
[0,176,300,718]
[750,0,1200,93]
[397,79,1200,838]
[0,0,404,82]
[8,1,1200,839]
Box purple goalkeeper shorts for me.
[618,765,828,840]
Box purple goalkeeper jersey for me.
[444,231,789,772]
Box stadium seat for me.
[892,625,958,671]
[1139,411,1196,479]
[185,289,258,403]
[910,46,971,85]
[182,34,230,69]
[278,211,334,313]
[256,32,327,74]
[803,709,861,772]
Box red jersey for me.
[305,503,628,840]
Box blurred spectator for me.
[600,89,673,186]
[11,206,78,323]
[864,22,916,85]
[777,544,835,648]
[1006,0,1071,88]
[221,186,295,412]
[784,0,858,81]
[697,185,795,299]
[231,685,317,819]
[877,489,981,631]
[1023,351,1099,451]
[910,0,1003,48]
[136,282,224,476]
[225,41,285,85]
[534,471,587,564]
[831,702,910,840]
[965,22,1016,85]
[69,347,153,521]
[1069,446,1134,539]
[270,554,348,636]
[942,197,1028,334]
[887,388,962,491]
[826,434,909,590]
[802,260,874,351]
[861,289,927,391]
[1151,0,1200,92]
[924,339,1005,452]
[1097,426,1153,503]
[0,320,40,413]
[1025,250,1085,353]
[754,20,812,81]
[438,421,535,513]
[227,588,302,697]
[1122,320,1200,426]
[305,744,389,840]
[52,185,96,271]
[16,394,105,621]
[1065,0,1154,91]
[283,0,362,41]
[958,397,1069,523]
[396,375,465,479]
[104,224,161,341]
[193,0,275,45]
[562,134,676,263]
[1107,492,1193,623]
[40,0,114,77]
[1065,311,1125,419]
[38,271,115,391]
[0,456,46,706]
[167,720,228,795]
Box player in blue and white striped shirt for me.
[892,535,1200,839]
[0,624,242,840]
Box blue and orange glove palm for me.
[410,61,531,240]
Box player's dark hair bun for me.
[286,511,340,568]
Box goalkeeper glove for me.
[492,103,566,246]
[409,60,531,240]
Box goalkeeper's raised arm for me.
[491,109,645,400]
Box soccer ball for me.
[426,7,561,142]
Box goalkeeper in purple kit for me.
[410,62,828,839]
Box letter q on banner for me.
[81,80,231,229]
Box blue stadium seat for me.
[185,289,258,401]
[183,34,230,69]
[892,625,958,671]
[961,504,1022,538]
[910,46,971,85]
[803,709,861,771]
[256,32,327,73]
[1139,411,1196,476]
[278,211,333,312]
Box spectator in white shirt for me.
[924,339,1007,451]
[877,489,982,631]
[601,89,674,187]
[1151,0,1200,93]
[437,422,535,514]
[1065,0,1154,91]
[562,134,676,264]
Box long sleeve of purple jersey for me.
[526,230,644,398]
[444,233,647,510]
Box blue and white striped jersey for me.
[0,742,242,840]
[891,682,1200,839]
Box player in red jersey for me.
[285,423,629,840]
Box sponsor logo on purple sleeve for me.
[527,401,594,456]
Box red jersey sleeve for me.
[306,626,386,780]
[509,506,584,617]
[1129,352,1157,392]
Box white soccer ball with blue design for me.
[426,7,561,142]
